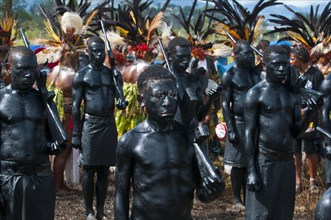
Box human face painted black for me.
[88,41,105,66]
[11,53,38,92]
[235,44,255,69]
[144,79,177,124]
[266,52,289,83]
[172,46,191,73]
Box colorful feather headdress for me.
[37,0,111,65]
[206,0,280,45]
[98,0,171,61]
[0,13,17,47]
[267,2,331,59]
[39,0,111,48]
[172,0,219,60]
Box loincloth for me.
[224,117,246,167]
[0,167,55,220]
[81,113,118,166]
[246,151,295,220]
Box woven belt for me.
[84,113,115,124]
[258,149,294,161]
[0,160,52,176]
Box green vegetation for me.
[0,0,55,43]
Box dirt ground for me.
[55,170,246,220]
[55,164,325,220]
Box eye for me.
[169,90,177,98]
[154,93,164,100]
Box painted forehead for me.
[89,40,104,48]
[174,45,191,53]
[10,51,37,64]
[265,51,288,62]
[146,79,176,87]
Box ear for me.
[137,94,145,108]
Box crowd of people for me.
[1,0,331,220]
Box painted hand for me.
[228,130,238,144]
[71,134,82,150]
[116,97,128,110]
[198,169,225,203]
[46,141,62,155]
[325,145,331,160]
[247,170,261,192]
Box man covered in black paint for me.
[245,45,318,219]
[115,65,223,220]
[0,46,63,220]
[221,40,261,209]
[72,36,127,220]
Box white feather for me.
[60,12,83,35]
[100,31,126,46]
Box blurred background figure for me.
[38,0,106,194]
[290,46,324,193]
[255,39,270,79]
[314,53,331,77]
[0,13,16,87]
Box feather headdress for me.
[97,0,171,61]
[38,0,111,65]
[0,13,16,84]
[60,12,84,35]
[0,13,17,47]
[205,0,280,44]
[171,0,219,60]
[39,0,110,47]
[211,43,232,57]
[267,2,331,58]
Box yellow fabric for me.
[115,83,147,137]
[47,84,64,121]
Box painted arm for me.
[194,148,225,203]
[321,78,331,132]
[244,88,261,192]
[114,134,132,220]
[221,70,238,143]
[112,69,128,110]
[71,71,84,149]
[320,78,331,158]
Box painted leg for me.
[96,166,109,220]
[83,166,96,217]
[231,167,245,211]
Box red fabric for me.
[69,117,73,131]
[47,61,59,69]
[34,47,59,69]
[34,47,46,54]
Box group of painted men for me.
[1,34,331,220]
